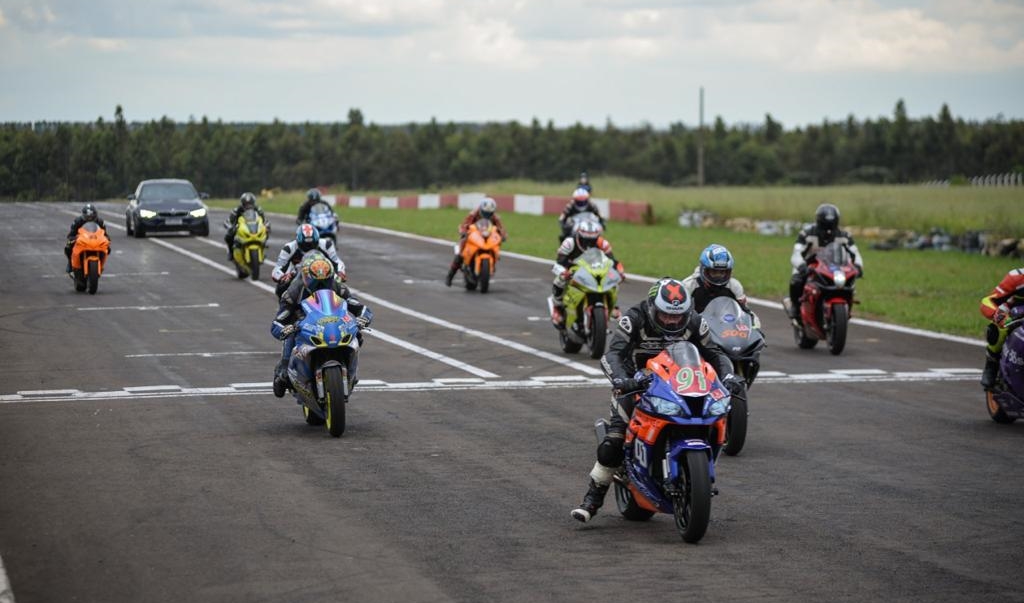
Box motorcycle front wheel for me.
[587,308,607,359]
[673,449,711,544]
[827,303,849,355]
[723,393,748,456]
[479,258,491,293]
[323,366,347,437]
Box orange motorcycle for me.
[71,222,110,294]
[459,218,503,293]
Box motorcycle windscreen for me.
[649,342,716,397]
[240,209,260,233]
[309,203,335,229]
[702,297,756,353]
[474,218,493,238]
[819,241,852,269]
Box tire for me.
[987,391,1016,424]
[723,394,748,456]
[794,323,817,349]
[125,217,133,237]
[134,218,146,238]
[197,223,210,237]
[248,248,261,281]
[559,327,583,354]
[479,258,490,293]
[323,366,347,438]
[74,272,86,292]
[615,482,655,521]
[303,405,326,426]
[673,449,712,544]
[86,259,99,295]
[588,308,607,359]
[827,303,849,355]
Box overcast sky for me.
[1,0,1022,129]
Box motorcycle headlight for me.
[139,209,157,219]
[189,208,207,218]
[708,397,731,416]
[649,397,683,416]
[833,271,846,287]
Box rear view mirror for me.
[127,193,136,201]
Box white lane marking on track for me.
[325,217,985,348]
[126,351,278,358]
[78,302,220,312]
[0,551,14,603]
[126,228,501,379]
[43,271,170,278]
[830,368,888,375]
[0,369,984,404]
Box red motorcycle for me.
[787,241,859,355]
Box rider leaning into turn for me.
[223,192,269,262]
[979,268,1024,390]
[445,197,507,287]
[270,252,372,398]
[295,188,325,225]
[786,203,864,322]
[550,220,624,327]
[557,187,604,239]
[65,203,109,273]
[271,223,347,295]
[570,279,743,523]
[682,244,760,327]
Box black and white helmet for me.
[646,279,692,335]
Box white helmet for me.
[479,197,497,219]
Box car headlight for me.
[189,208,207,218]
[833,271,846,287]
[708,397,731,416]
[649,397,683,416]
[139,209,157,219]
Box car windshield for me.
[139,182,198,203]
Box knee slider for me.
[596,434,625,467]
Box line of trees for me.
[1,101,1021,201]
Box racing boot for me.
[570,479,609,523]
[551,303,566,329]
[981,352,1000,391]
[445,257,461,287]
[272,362,290,398]
[783,297,800,322]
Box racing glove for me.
[612,374,653,396]
[722,374,745,395]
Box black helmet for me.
[579,170,589,185]
[240,192,256,209]
[82,203,97,222]
[815,203,840,239]
[306,188,322,204]
[646,279,692,335]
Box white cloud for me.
[0,8,6,27]
[86,37,126,52]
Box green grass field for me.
[249,178,1024,236]
[212,187,1018,339]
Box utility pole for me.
[697,86,705,187]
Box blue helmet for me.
[698,244,734,287]
[296,223,320,253]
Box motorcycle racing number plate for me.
[674,366,710,395]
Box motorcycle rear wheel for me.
[793,322,817,349]
[614,482,655,521]
[673,449,712,544]
[827,303,849,355]
[303,405,326,426]
[323,366,347,437]
[986,390,1016,424]
[559,327,582,354]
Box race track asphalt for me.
[0,201,1021,603]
